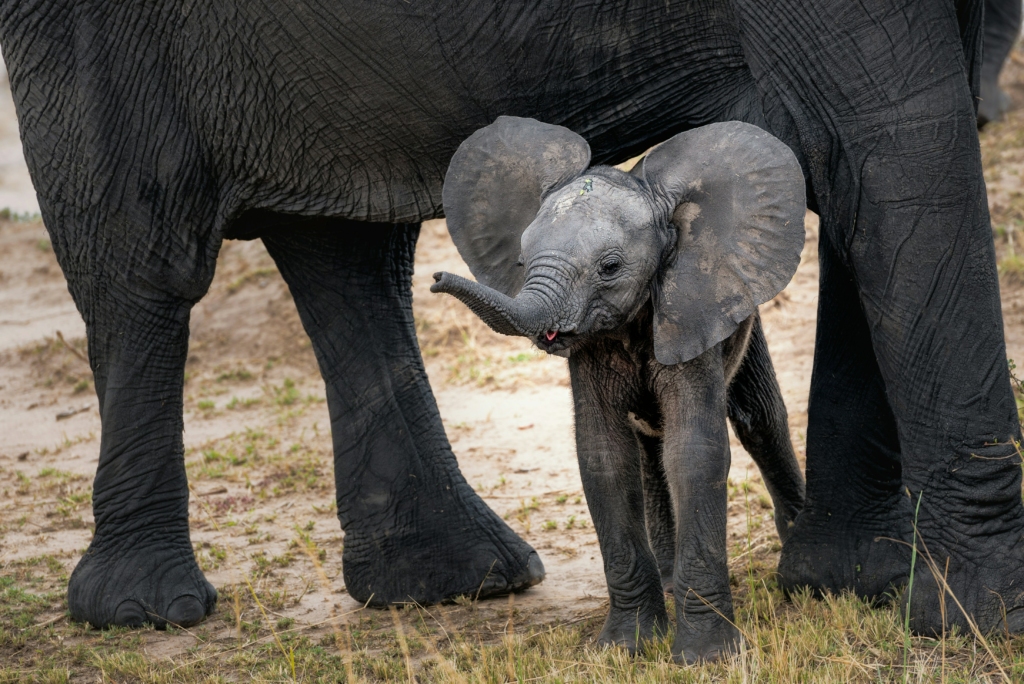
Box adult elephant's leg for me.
[260,221,542,605]
[735,0,1024,633]
[979,0,1022,126]
[726,315,805,543]
[775,230,909,600]
[65,219,219,629]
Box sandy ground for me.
[0,63,39,216]
[1,54,1023,658]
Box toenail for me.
[113,599,147,628]
[165,595,207,628]
[525,552,545,587]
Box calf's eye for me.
[600,259,622,277]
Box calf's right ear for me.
[442,116,591,297]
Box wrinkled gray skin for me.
[433,119,807,663]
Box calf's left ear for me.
[442,116,591,298]
[641,122,806,366]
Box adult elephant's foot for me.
[340,482,544,605]
[261,224,543,607]
[68,534,217,629]
[778,494,912,602]
[906,509,1024,635]
[597,602,669,656]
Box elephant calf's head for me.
[431,116,806,365]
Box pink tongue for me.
[545,330,558,342]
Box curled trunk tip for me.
[430,271,526,337]
[431,271,556,340]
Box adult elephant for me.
[979,0,1022,126]
[1,0,1020,636]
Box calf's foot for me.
[672,618,741,665]
[68,534,216,629]
[597,601,670,655]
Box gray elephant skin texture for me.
[1,0,1022,641]
[433,118,809,663]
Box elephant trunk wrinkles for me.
[430,272,556,338]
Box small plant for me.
[56,491,91,518]
[555,494,568,504]
[251,551,273,576]
[15,471,31,495]
[197,544,228,571]
[203,450,223,463]
[229,396,261,409]
[272,378,300,406]
[217,368,254,383]
[198,399,215,411]
[542,520,557,531]
[227,267,279,294]
[514,498,541,533]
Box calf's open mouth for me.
[536,330,575,352]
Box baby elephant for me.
[432,117,807,664]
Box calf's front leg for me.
[657,347,740,664]
[569,348,668,654]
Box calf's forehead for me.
[523,176,655,254]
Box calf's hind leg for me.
[726,315,805,541]
[260,220,542,606]
[637,431,676,593]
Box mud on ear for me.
[642,122,806,366]
[442,116,591,297]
